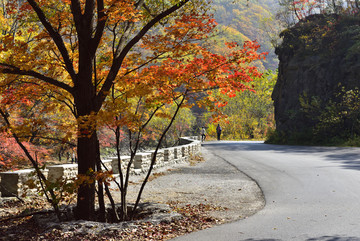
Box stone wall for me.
[0,169,48,197]
[109,136,201,175]
[0,137,201,197]
[47,164,78,183]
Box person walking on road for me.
[71,149,77,163]
[216,124,222,141]
[201,127,206,142]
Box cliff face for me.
[272,14,360,141]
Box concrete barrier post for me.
[164,148,175,163]
[0,169,48,197]
[110,156,131,174]
[134,152,152,173]
[47,164,78,183]
[147,150,164,168]
[100,159,112,171]
[173,147,179,163]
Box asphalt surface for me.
[173,141,360,241]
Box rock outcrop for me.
[272,14,360,143]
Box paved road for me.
[173,141,360,241]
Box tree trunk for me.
[75,132,98,220]
[73,69,98,220]
[73,25,98,219]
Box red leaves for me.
[137,38,265,105]
[225,41,239,49]
[0,132,48,171]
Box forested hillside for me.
[211,0,280,70]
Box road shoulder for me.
[127,146,265,223]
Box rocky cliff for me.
[272,14,360,143]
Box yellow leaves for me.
[8,118,41,140]
[62,131,73,144]
[75,173,95,187]
[77,112,99,138]
[75,170,114,188]
[155,112,172,119]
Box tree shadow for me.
[307,236,360,241]
[242,236,360,241]
[242,239,281,241]
[323,153,360,170]
[202,141,360,171]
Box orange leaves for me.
[105,0,141,25]
[215,100,228,108]
[125,36,266,118]
[242,40,261,51]
[155,112,172,119]
[75,169,114,188]
[225,41,239,49]
[165,13,217,40]
[141,12,217,60]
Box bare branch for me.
[0,63,73,93]
[132,93,187,214]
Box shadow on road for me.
[242,236,360,241]
[201,141,360,171]
[307,236,360,241]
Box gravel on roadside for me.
[125,146,265,223]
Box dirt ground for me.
[124,146,265,223]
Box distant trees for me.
[204,71,276,140]
[211,0,279,70]
[278,0,360,24]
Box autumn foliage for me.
[0,0,266,221]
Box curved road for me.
[173,141,360,241]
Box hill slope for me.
[211,0,280,70]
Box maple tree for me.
[97,21,266,220]
[0,0,266,221]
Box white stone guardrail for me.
[0,136,201,197]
